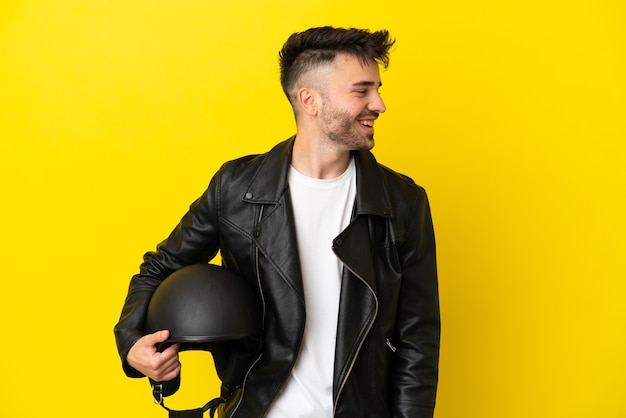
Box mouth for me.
[359,119,375,128]
[358,112,379,130]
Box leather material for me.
[169,408,203,418]
[115,137,440,418]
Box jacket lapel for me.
[242,137,304,299]
[335,149,393,294]
[332,150,394,398]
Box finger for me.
[155,366,180,383]
[158,347,181,370]
[153,355,181,382]
[161,342,180,357]
[153,343,180,367]
[145,329,170,346]
[147,355,179,380]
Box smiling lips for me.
[358,113,379,128]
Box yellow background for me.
[1,1,625,417]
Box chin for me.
[355,140,375,151]
[363,137,375,150]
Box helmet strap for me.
[168,408,205,418]
[151,382,225,418]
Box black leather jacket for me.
[114,137,440,417]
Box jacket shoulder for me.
[216,138,293,183]
[219,153,264,177]
[376,162,428,203]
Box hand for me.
[127,330,181,382]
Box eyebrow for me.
[352,80,383,88]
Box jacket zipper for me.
[333,265,379,416]
[231,207,267,417]
[386,338,397,353]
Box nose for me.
[369,92,386,114]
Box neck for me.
[291,132,352,179]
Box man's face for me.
[318,53,386,151]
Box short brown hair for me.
[278,26,395,104]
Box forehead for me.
[329,53,381,85]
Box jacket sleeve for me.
[391,187,440,418]
[113,171,223,377]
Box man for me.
[115,26,440,417]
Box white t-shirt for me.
[266,159,356,418]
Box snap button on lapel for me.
[245,192,253,199]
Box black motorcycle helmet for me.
[145,264,262,417]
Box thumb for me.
[145,329,170,345]
[155,329,171,342]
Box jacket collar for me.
[244,135,393,220]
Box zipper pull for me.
[386,338,397,353]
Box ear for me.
[296,87,319,116]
